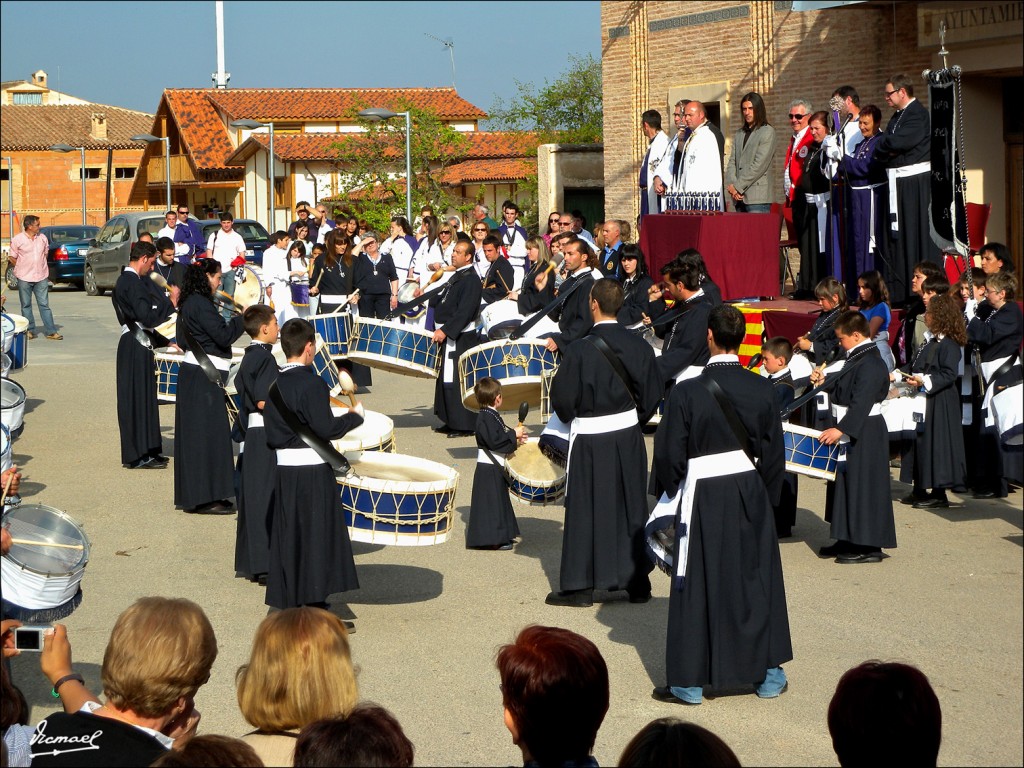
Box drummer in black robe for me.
[353,233,399,319]
[263,318,364,611]
[233,304,279,583]
[815,311,896,563]
[312,228,370,388]
[174,260,245,514]
[616,244,661,327]
[431,240,483,437]
[466,377,526,550]
[514,243,557,315]
[153,236,186,288]
[876,76,933,306]
[762,336,799,538]
[547,278,662,606]
[897,294,967,508]
[542,237,598,355]
[646,257,713,389]
[481,236,515,306]
[113,241,176,469]
[648,304,791,705]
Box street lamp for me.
[3,156,12,240]
[230,119,275,230]
[131,133,172,211]
[50,144,87,225]
[358,108,412,225]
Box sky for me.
[0,0,602,122]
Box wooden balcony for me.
[146,154,196,184]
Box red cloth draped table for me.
[638,212,781,300]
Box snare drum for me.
[506,438,566,504]
[991,379,1023,446]
[540,368,556,423]
[4,314,29,370]
[1,313,16,354]
[782,423,842,481]
[459,339,559,411]
[1,378,26,439]
[1,423,11,473]
[154,346,244,403]
[330,408,396,453]
[347,317,439,378]
[480,301,523,340]
[311,311,353,359]
[1,504,90,620]
[234,265,266,309]
[337,451,458,546]
[397,281,426,320]
[311,333,342,396]
[290,280,310,308]
[880,393,926,440]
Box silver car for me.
[84,212,197,296]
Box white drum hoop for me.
[1,504,90,610]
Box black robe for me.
[466,408,519,548]
[173,295,245,510]
[796,142,832,292]
[548,268,596,352]
[152,259,185,289]
[113,268,175,465]
[550,321,662,594]
[234,342,278,579]
[432,266,483,432]
[481,257,515,304]
[900,336,967,491]
[313,254,371,387]
[653,361,791,690]
[823,343,897,549]
[517,261,557,315]
[263,365,363,609]
[655,294,713,387]
[617,273,658,327]
[354,252,399,319]
[769,369,799,536]
[877,98,934,305]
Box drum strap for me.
[986,352,1020,389]
[180,322,226,389]
[586,335,640,411]
[268,381,352,476]
[510,273,589,340]
[699,374,755,466]
[110,293,163,349]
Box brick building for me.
[601,1,1023,267]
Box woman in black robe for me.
[616,243,660,327]
[796,112,833,292]
[174,259,245,513]
[514,236,557,315]
[312,228,370,387]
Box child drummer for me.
[762,336,798,539]
[466,377,526,551]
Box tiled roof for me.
[0,104,154,151]
[462,132,539,158]
[438,158,535,185]
[204,87,487,121]
[163,90,237,171]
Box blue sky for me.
[0,0,601,121]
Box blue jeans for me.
[219,269,236,322]
[735,201,772,213]
[17,279,58,335]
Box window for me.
[0,169,8,181]
[12,92,42,105]
[80,167,101,180]
[114,167,136,179]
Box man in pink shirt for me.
[9,215,61,340]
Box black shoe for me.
[185,501,235,515]
[972,490,997,499]
[342,620,356,634]
[256,574,268,586]
[446,430,473,439]
[628,590,652,604]
[913,498,949,509]
[836,551,883,564]
[651,686,701,705]
[818,541,850,558]
[148,454,170,465]
[899,491,926,505]
[776,528,793,539]
[431,425,452,434]
[125,457,163,469]
[545,589,594,607]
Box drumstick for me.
[0,470,14,506]
[150,272,170,291]
[10,538,85,550]
[216,290,245,313]
[426,269,445,285]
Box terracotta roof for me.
[203,87,487,121]
[462,132,538,158]
[0,104,154,151]
[438,158,535,185]
[163,90,237,171]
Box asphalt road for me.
[3,285,1022,766]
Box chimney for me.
[31,70,47,87]
[90,112,107,140]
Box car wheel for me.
[4,264,16,290]
[84,265,102,296]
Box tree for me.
[328,104,471,233]
[487,53,603,144]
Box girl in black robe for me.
[515,237,557,315]
[312,229,371,387]
[174,260,245,513]
[615,243,661,327]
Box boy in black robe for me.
[466,377,526,550]
[431,240,483,437]
[543,237,597,355]
[233,304,279,584]
[112,241,176,469]
[263,318,364,611]
[762,336,798,538]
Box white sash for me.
[887,161,930,233]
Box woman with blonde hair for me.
[513,236,557,314]
[238,608,358,766]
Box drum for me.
[480,300,523,340]
[880,392,926,440]
[991,380,1023,446]
[1,423,11,474]
[1,504,90,619]
[1,352,10,379]
[337,451,458,546]
[540,368,556,423]
[311,311,353,359]
[347,318,439,378]
[224,362,242,428]
[154,312,178,344]
[1,378,27,439]
[233,265,266,309]
[396,281,426,320]
[1,313,16,353]
[782,423,842,481]
[330,408,396,453]
[506,438,566,504]
[4,314,29,370]
[459,339,559,411]
[311,333,343,396]
[290,280,310,308]
[154,346,244,403]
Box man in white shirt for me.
[156,211,191,262]
[206,213,247,319]
[496,201,529,289]
[678,101,724,211]
[260,230,294,326]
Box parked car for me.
[4,225,99,290]
[196,218,270,267]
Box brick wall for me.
[602,1,934,227]
[1,148,145,240]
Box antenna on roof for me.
[212,1,231,89]
[424,33,456,90]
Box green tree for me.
[328,103,472,233]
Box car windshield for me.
[201,222,269,241]
[137,219,165,239]
[45,227,99,244]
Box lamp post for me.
[3,156,12,240]
[229,119,275,230]
[131,133,172,211]
[358,108,412,225]
[50,144,87,224]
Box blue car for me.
[5,225,99,290]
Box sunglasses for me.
[788,113,806,120]
[177,211,188,215]
[472,227,487,232]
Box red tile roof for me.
[438,158,535,185]
[163,90,238,171]
[0,104,154,151]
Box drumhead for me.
[506,440,565,485]
[1,378,26,408]
[342,451,457,490]
[330,408,395,451]
[397,281,425,319]
[234,265,265,308]
[2,504,90,574]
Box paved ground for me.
[3,286,1022,766]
